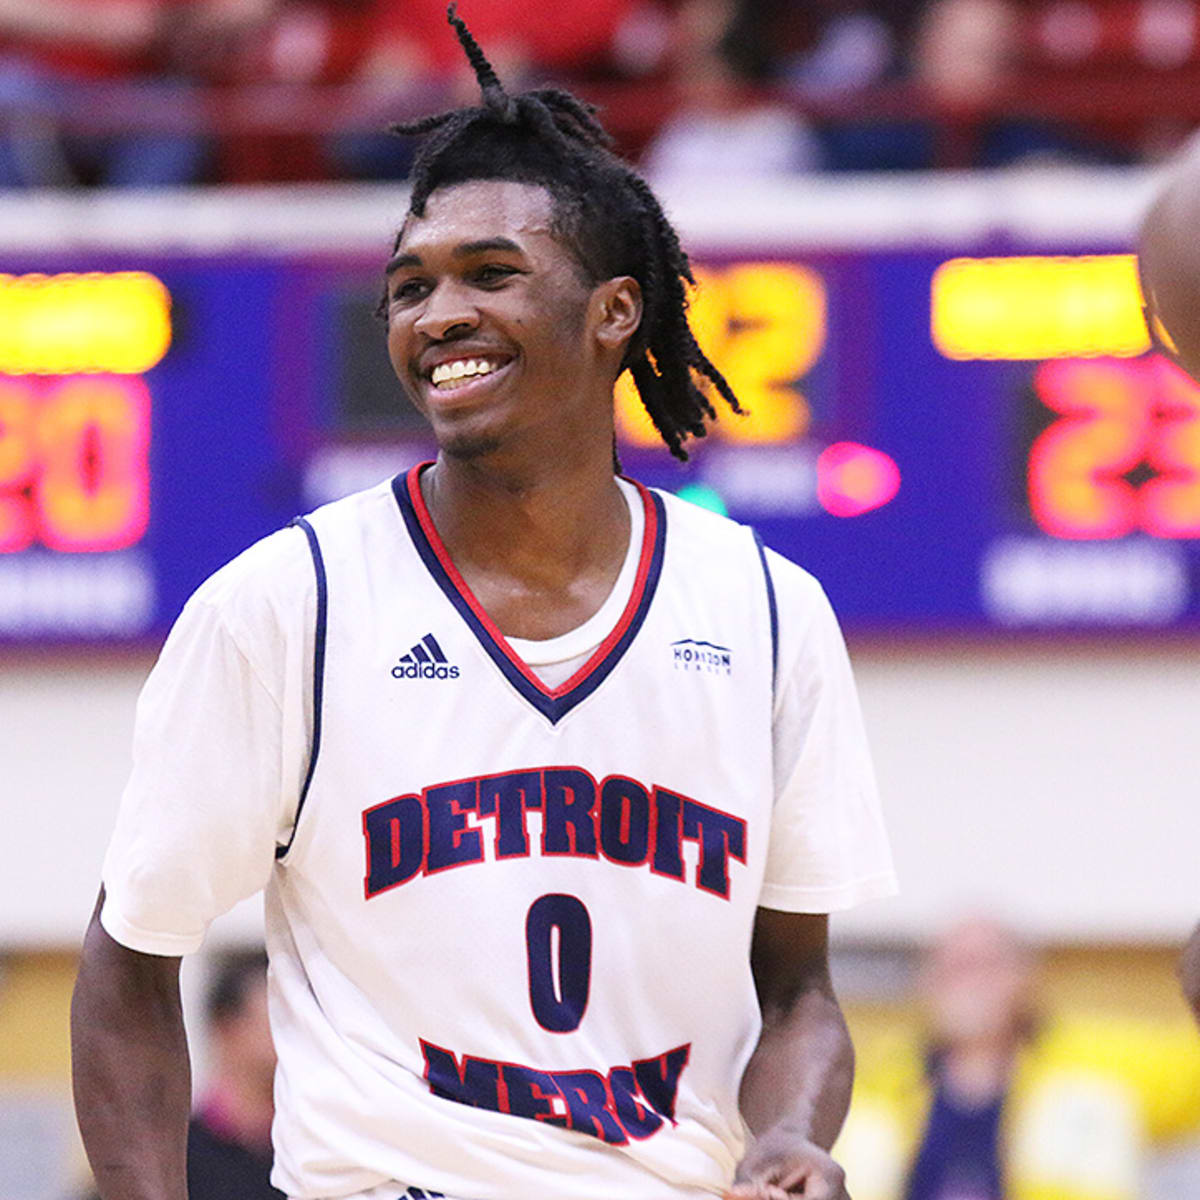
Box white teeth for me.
[430,358,499,388]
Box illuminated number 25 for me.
[1029,357,1200,539]
[0,375,150,553]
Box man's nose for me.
[414,281,479,340]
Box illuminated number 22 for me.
[0,375,150,553]
[614,263,827,446]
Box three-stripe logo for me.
[392,633,461,680]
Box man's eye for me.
[390,279,428,303]
[474,265,516,286]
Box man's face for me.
[384,179,609,461]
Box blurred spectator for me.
[713,0,929,169]
[914,0,1020,107]
[911,0,1200,165]
[185,0,403,181]
[376,0,658,87]
[0,0,210,187]
[641,0,821,180]
[838,917,1200,1200]
[79,947,281,1200]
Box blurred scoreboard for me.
[2,243,1196,644]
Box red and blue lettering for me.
[362,766,747,901]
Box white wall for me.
[3,641,1196,948]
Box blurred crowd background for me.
[3,2,1200,1200]
[3,0,1200,186]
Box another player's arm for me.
[1182,922,1200,1026]
[730,909,853,1200]
[71,891,190,1200]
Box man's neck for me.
[420,441,632,640]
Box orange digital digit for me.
[1028,359,1152,539]
[614,262,825,448]
[0,378,37,552]
[1142,358,1200,538]
[36,376,151,552]
[713,263,823,444]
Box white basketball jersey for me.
[269,466,772,1200]
[100,463,895,1200]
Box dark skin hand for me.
[729,911,854,1200]
[71,890,190,1200]
[1182,922,1200,1026]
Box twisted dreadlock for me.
[385,4,743,461]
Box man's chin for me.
[438,429,506,462]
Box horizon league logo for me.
[393,633,460,680]
[672,638,732,675]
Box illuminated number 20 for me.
[0,375,151,553]
[526,893,592,1033]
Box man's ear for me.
[593,276,644,356]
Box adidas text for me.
[392,660,460,680]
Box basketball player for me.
[71,11,896,1200]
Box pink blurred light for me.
[817,442,901,518]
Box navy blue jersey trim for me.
[753,531,779,698]
[392,473,667,725]
[277,516,327,860]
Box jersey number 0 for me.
[525,894,591,1033]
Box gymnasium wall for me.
[2,171,1198,1198]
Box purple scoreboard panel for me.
[1,245,1192,644]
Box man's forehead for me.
[396,180,557,252]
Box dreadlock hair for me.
[385,4,743,462]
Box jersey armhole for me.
[752,530,779,703]
[276,516,327,860]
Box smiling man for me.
[71,10,896,1200]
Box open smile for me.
[418,353,517,404]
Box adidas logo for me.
[392,633,461,680]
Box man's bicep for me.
[750,909,832,1011]
[82,889,184,996]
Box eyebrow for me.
[384,237,525,276]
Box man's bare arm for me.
[730,910,853,1200]
[71,891,190,1200]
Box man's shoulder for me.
[194,479,396,614]
[652,485,756,560]
[300,475,401,536]
[651,485,826,608]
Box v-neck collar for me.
[392,463,667,725]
